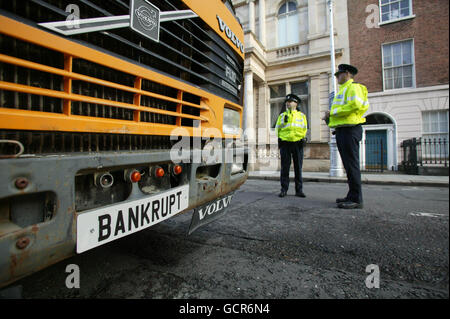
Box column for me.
[244,71,255,170]
[310,75,321,142]
[258,0,266,46]
[387,127,394,170]
[255,82,266,170]
[248,0,255,34]
[257,82,267,145]
[244,71,254,133]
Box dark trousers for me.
[335,125,363,204]
[279,140,304,193]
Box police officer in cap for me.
[275,94,308,198]
[323,64,370,209]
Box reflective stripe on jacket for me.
[328,79,369,128]
[276,109,307,142]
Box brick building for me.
[347,0,449,170]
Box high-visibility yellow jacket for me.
[275,109,307,142]
[328,79,370,128]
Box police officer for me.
[323,64,369,209]
[275,94,308,198]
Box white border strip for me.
[38,15,130,36]
[38,10,197,37]
[160,10,198,22]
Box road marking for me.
[401,187,419,191]
[409,212,447,218]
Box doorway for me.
[365,130,388,170]
[362,113,397,171]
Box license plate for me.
[77,185,189,253]
[188,192,234,235]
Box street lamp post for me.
[327,0,344,177]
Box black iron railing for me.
[400,137,448,175]
[420,138,449,166]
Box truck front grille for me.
[0,0,243,104]
[0,33,201,125]
[0,0,244,156]
[0,130,173,155]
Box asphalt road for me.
[8,180,449,299]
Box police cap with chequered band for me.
[285,93,301,105]
[334,64,358,76]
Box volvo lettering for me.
[217,15,245,54]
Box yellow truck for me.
[0,0,247,287]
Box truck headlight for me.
[223,107,241,135]
[231,145,245,175]
[231,162,244,175]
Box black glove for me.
[301,138,307,147]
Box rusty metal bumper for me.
[0,148,248,288]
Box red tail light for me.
[155,167,165,178]
[130,171,141,183]
[173,165,182,175]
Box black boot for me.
[338,201,364,209]
[295,191,306,198]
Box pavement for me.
[249,170,449,187]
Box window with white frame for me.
[422,110,449,141]
[422,110,449,156]
[382,40,414,90]
[380,0,413,23]
[277,1,299,47]
[269,82,310,136]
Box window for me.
[269,84,286,129]
[380,0,412,23]
[291,81,310,139]
[422,110,449,157]
[291,82,308,96]
[382,40,414,90]
[291,81,309,115]
[277,1,298,47]
[269,82,310,133]
[422,110,449,140]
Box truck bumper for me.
[0,148,248,287]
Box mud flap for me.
[188,192,235,235]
